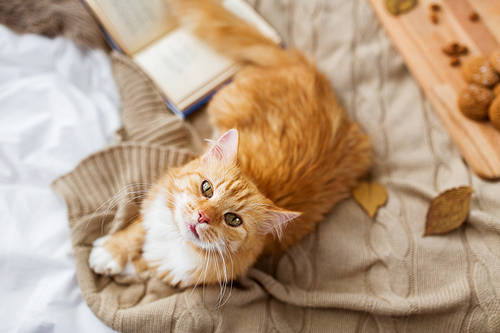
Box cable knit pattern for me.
[13,0,495,331]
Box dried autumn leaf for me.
[424,186,473,236]
[385,0,418,16]
[352,181,388,218]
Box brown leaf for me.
[424,186,473,236]
[385,0,418,16]
[352,182,388,218]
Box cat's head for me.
[165,129,299,258]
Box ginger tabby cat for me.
[89,0,372,290]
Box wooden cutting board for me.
[367,0,500,179]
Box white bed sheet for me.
[0,25,119,333]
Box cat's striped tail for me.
[169,0,292,67]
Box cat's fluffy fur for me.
[89,0,372,288]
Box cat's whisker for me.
[186,250,208,309]
[216,242,235,308]
[87,190,145,233]
[214,243,229,308]
[229,249,234,302]
[212,246,227,308]
[84,183,152,232]
[101,190,149,223]
[202,248,212,302]
[211,247,223,308]
[218,242,234,307]
[214,246,223,307]
[221,247,229,306]
[91,183,153,215]
[213,248,223,306]
[189,249,208,298]
[98,193,149,235]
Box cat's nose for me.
[197,211,211,224]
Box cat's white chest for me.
[142,192,198,284]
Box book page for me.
[85,0,173,55]
[133,29,237,108]
[223,0,281,43]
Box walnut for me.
[458,84,495,121]
[490,50,500,73]
[489,96,500,131]
[462,56,499,87]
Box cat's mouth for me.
[187,223,199,239]
[185,223,214,249]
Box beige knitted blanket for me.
[8,0,500,332]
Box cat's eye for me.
[224,212,242,227]
[201,180,213,198]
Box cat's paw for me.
[89,236,123,275]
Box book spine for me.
[181,93,213,117]
[165,99,187,119]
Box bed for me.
[0,25,117,332]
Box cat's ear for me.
[262,208,301,235]
[202,129,239,165]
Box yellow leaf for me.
[424,186,473,236]
[352,181,388,218]
[385,0,418,16]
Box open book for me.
[83,0,282,117]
